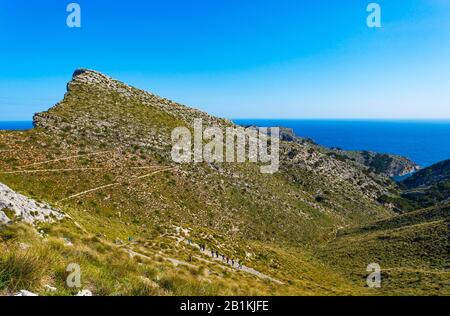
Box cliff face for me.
[336,150,420,177]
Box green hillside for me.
[398,160,450,208]
[0,70,447,296]
[318,204,450,295]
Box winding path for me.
[0,166,159,175]
[17,151,112,168]
[185,240,284,284]
[57,167,175,202]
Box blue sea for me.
[233,119,450,168]
[0,121,34,131]
[1,120,450,168]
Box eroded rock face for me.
[0,182,64,225]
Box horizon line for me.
[2,118,450,122]
[230,118,450,121]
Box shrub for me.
[0,249,51,292]
[0,226,18,242]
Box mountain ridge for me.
[247,126,420,178]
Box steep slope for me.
[399,159,450,208]
[401,159,450,188]
[318,203,450,295]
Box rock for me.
[18,243,31,250]
[76,289,93,296]
[15,290,38,296]
[0,182,64,225]
[72,69,89,78]
[44,285,57,292]
[63,237,74,247]
[0,211,10,224]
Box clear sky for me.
[1,0,450,120]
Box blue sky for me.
[1,0,450,120]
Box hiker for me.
[226,257,229,264]
[231,259,235,267]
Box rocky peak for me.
[67,68,144,97]
[37,69,232,133]
[72,68,92,78]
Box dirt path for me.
[57,167,174,202]
[0,166,160,175]
[127,244,283,285]
[125,236,283,285]
[199,248,284,285]
[17,151,112,168]
[185,241,284,285]
[125,248,198,269]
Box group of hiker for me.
[209,249,243,269]
[190,240,243,269]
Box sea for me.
[233,119,450,168]
[1,120,450,168]
[0,121,34,131]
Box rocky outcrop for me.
[245,125,420,178]
[331,150,421,178]
[401,159,450,188]
[0,182,64,225]
[398,159,450,208]
[32,69,233,156]
[14,290,38,296]
[270,128,419,178]
[34,69,231,131]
